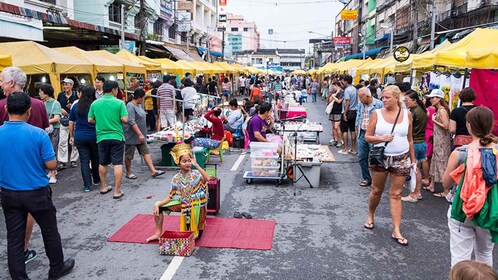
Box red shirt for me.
[0,95,49,129]
[201,109,224,141]
[250,87,262,103]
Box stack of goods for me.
[288,144,334,162]
[250,142,280,177]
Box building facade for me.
[233,48,305,73]
[335,0,498,61]
[221,13,260,58]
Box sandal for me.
[126,174,138,179]
[233,212,242,219]
[423,186,435,193]
[363,222,374,230]
[70,161,78,168]
[434,192,448,198]
[241,212,252,219]
[421,179,431,186]
[113,192,124,199]
[151,171,165,178]
[57,163,67,170]
[100,186,113,194]
[391,234,409,246]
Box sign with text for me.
[177,1,192,10]
[160,0,173,19]
[393,46,411,62]
[219,14,227,22]
[341,10,358,20]
[333,36,351,46]
[268,29,273,35]
[219,0,227,6]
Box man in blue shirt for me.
[339,75,359,155]
[0,93,74,280]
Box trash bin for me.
[160,143,176,166]
[192,147,207,170]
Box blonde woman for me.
[364,85,415,246]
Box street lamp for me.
[380,24,394,54]
[307,31,332,38]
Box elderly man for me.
[0,66,50,265]
[57,78,79,170]
[0,93,75,280]
[355,87,383,187]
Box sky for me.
[225,0,345,53]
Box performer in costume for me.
[146,143,210,242]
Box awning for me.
[197,47,223,57]
[186,49,204,62]
[164,45,195,61]
[374,33,390,43]
[343,47,387,61]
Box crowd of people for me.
[1,63,497,279]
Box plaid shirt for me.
[355,97,383,131]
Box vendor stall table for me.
[274,121,323,144]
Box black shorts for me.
[98,139,125,165]
[340,110,357,133]
[184,108,194,116]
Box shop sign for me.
[341,10,358,20]
[176,11,191,32]
[219,14,227,22]
[393,46,410,62]
[333,36,351,46]
[160,0,173,19]
[219,0,227,6]
[177,1,192,10]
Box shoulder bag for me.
[45,100,57,134]
[369,108,402,166]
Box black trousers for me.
[1,187,65,280]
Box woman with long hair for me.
[69,85,100,192]
[449,87,477,149]
[221,77,232,103]
[443,106,498,267]
[364,85,414,246]
[424,89,451,196]
[328,81,344,147]
[401,90,428,202]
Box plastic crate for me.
[250,142,279,157]
[251,166,280,177]
[251,157,279,167]
[192,147,207,170]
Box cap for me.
[62,78,74,85]
[425,89,444,99]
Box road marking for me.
[231,153,246,171]
[160,256,184,280]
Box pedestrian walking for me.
[449,87,477,149]
[57,77,79,170]
[88,80,129,199]
[0,93,75,280]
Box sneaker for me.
[48,258,75,280]
[328,140,337,146]
[49,177,57,184]
[24,249,37,264]
[70,161,78,168]
[93,181,101,186]
[349,149,358,155]
[83,186,91,192]
[335,142,344,148]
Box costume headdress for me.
[170,143,193,165]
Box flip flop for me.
[99,186,113,194]
[152,171,165,178]
[126,174,138,179]
[391,234,409,246]
[434,192,447,198]
[241,212,252,219]
[233,212,242,218]
[363,222,374,230]
[113,192,124,199]
[423,186,435,193]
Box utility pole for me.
[120,4,125,49]
[207,26,211,62]
[411,0,418,52]
[138,0,147,55]
[221,30,225,61]
[430,0,436,50]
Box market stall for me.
[0,52,12,70]
[116,49,162,82]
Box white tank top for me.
[374,109,409,156]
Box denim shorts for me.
[414,142,427,161]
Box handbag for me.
[325,101,334,115]
[45,100,57,134]
[369,108,402,166]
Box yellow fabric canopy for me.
[245,66,263,74]
[116,49,162,72]
[434,28,498,69]
[369,56,397,76]
[150,58,181,75]
[291,69,306,75]
[394,54,421,73]
[88,50,147,76]
[172,60,196,76]
[214,61,236,73]
[0,52,12,70]
[231,63,247,73]
[317,62,336,74]
[55,47,122,80]
[0,41,94,94]
[411,40,452,70]
[138,56,176,73]
[336,59,369,74]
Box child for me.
[145,143,210,242]
[449,260,498,280]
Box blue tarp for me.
[197,47,223,57]
[374,33,391,43]
[343,47,387,61]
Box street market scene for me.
[1,0,498,279]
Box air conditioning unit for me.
[451,9,457,17]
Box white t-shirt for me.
[239,77,246,87]
[181,87,197,109]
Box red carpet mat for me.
[108,214,276,250]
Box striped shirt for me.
[157,83,175,111]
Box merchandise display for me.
[285,144,335,162]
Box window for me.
[108,1,121,23]
[40,0,56,4]
[168,24,176,39]
[135,14,141,29]
[153,19,163,36]
[231,27,238,32]
[243,27,249,32]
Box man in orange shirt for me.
[250,83,262,104]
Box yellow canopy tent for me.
[245,66,263,74]
[88,50,146,75]
[0,52,12,70]
[291,69,306,75]
[115,49,162,72]
[434,28,498,69]
[171,60,196,76]
[0,41,93,94]
[368,57,397,81]
[214,61,236,73]
[55,47,122,82]
[150,58,182,75]
[356,59,383,81]
[317,62,336,74]
[336,59,366,74]
[139,56,177,73]
[411,40,452,70]
[231,63,248,74]
[394,54,421,73]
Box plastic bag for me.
[403,165,417,192]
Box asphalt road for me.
[1,97,497,280]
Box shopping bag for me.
[325,101,334,115]
[403,165,417,192]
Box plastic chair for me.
[243,129,250,149]
[207,136,225,163]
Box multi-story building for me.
[222,13,260,58]
[233,48,305,73]
[335,0,498,61]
